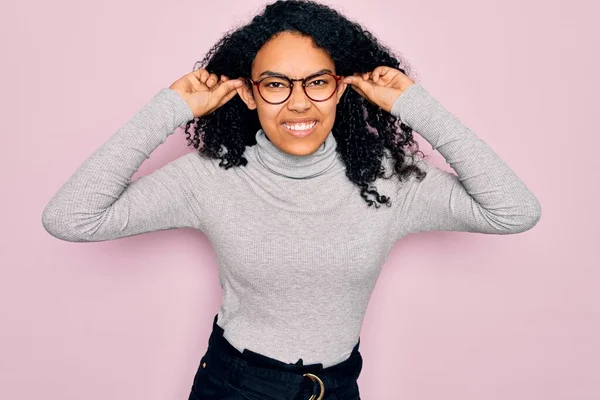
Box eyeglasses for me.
[247,72,343,105]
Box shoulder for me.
[173,151,224,178]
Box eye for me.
[266,82,286,88]
[307,79,327,86]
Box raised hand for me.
[343,66,415,113]
[169,68,244,118]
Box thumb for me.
[213,78,244,100]
[343,75,373,91]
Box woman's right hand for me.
[169,68,244,119]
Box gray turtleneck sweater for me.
[41,83,541,368]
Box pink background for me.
[1,0,598,399]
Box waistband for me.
[204,313,363,394]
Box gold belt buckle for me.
[303,372,325,400]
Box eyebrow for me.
[258,68,333,78]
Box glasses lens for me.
[305,74,337,101]
[259,77,291,103]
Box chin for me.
[274,126,328,154]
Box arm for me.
[391,83,542,236]
[42,88,203,242]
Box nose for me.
[286,82,311,112]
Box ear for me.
[236,81,257,110]
[335,81,348,105]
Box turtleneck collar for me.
[253,128,339,179]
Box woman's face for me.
[236,31,348,156]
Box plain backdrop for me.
[1,0,598,399]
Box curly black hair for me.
[184,0,427,208]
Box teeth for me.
[283,121,317,131]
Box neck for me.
[253,129,339,179]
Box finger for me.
[199,69,209,84]
[193,69,209,84]
[192,69,204,81]
[362,72,370,81]
[221,75,229,82]
[372,66,391,83]
[206,73,219,88]
[372,66,385,83]
[187,72,205,92]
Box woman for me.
[41,0,542,399]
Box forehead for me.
[252,31,335,78]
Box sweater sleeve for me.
[41,88,203,242]
[389,83,542,237]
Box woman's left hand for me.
[343,66,415,113]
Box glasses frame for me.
[247,72,343,105]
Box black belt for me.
[205,314,362,399]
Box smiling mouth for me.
[281,120,318,137]
[282,120,317,130]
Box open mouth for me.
[281,120,318,137]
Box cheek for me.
[318,102,338,125]
[256,105,280,129]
